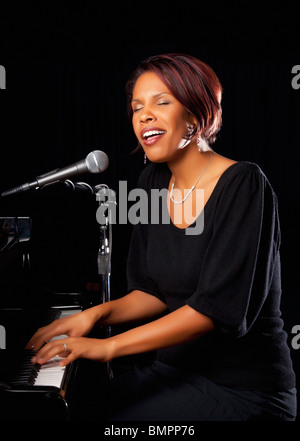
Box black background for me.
[0,1,299,411]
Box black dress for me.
[106,161,297,421]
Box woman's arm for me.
[96,290,168,326]
[32,304,214,366]
[109,304,214,359]
[26,290,167,351]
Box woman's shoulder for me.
[214,157,277,204]
[214,154,263,177]
[214,155,269,186]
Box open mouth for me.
[142,129,166,140]
[141,129,167,146]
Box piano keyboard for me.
[6,306,81,393]
[0,304,86,421]
[33,306,80,390]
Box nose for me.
[140,106,156,124]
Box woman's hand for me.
[25,309,96,352]
[31,337,113,367]
[26,291,167,353]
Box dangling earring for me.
[144,153,147,164]
[197,134,204,152]
[177,123,195,150]
[197,133,211,153]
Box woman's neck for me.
[167,144,214,190]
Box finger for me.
[25,320,66,350]
[26,332,44,350]
[32,340,68,365]
[59,351,77,367]
[26,331,52,351]
[26,334,54,352]
[26,338,48,352]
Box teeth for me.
[143,130,165,139]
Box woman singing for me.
[27,54,297,421]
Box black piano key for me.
[8,351,41,386]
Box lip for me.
[140,126,166,146]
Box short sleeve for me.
[186,163,281,338]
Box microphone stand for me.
[96,185,116,381]
[37,179,116,379]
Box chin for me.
[147,157,166,164]
[147,147,184,164]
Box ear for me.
[186,113,198,131]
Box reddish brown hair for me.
[126,53,223,145]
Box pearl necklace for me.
[169,152,215,204]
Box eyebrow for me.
[131,92,172,103]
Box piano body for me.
[0,217,93,421]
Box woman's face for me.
[131,71,195,163]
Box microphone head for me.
[86,150,109,173]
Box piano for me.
[0,305,82,421]
[0,217,98,421]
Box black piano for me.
[0,217,104,421]
[0,305,82,421]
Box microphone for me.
[1,150,109,197]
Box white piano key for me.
[33,307,81,389]
[34,357,65,388]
